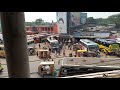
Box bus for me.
[79,39,99,53]
[95,38,119,54]
[115,38,120,44]
[27,37,36,55]
[46,36,59,52]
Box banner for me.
[57,12,67,34]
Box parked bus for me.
[79,39,99,53]
[46,36,59,52]
[95,38,119,54]
[115,38,120,44]
[27,37,36,55]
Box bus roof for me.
[40,61,54,65]
[47,37,58,43]
[80,39,97,46]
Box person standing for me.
[63,50,66,56]
[105,51,108,58]
[39,43,41,49]
[58,48,61,56]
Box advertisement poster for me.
[57,12,67,34]
[70,12,80,27]
[80,13,87,24]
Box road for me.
[0,43,120,78]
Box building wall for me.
[25,24,58,34]
[53,23,58,34]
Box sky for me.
[25,12,120,22]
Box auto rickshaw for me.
[37,49,51,59]
[0,60,3,72]
[76,50,87,57]
[38,61,54,78]
[0,45,6,58]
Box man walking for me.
[39,43,41,49]
[63,50,66,56]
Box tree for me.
[108,14,120,28]
[86,17,96,25]
[35,18,44,25]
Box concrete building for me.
[80,12,87,24]
[25,23,58,34]
[56,12,87,35]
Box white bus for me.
[79,39,99,52]
[46,36,59,52]
[27,37,35,55]
[115,38,120,44]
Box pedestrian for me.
[37,51,38,56]
[58,48,61,56]
[55,48,57,56]
[105,51,108,58]
[44,65,50,74]
[39,43,40,49]
[63,44,66,50]
[68,43,70,50]
[70,44,72,50]
[63,50,65,56]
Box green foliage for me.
[35,18,44,25]
[86,13,120,27]
[25,18,52,26]
[108,14,120,28]
[86,17,97,24]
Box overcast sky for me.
[25,12,120,22]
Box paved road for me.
[0,43,119,78]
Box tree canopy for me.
[25,18,53,26]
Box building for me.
[80,13,87,24]
[56,12,87,34]
[25,23,58,34]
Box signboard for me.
[57,12,67,34]
[80,13,87,24]
[70,12,80,27]
[94,33,110,38]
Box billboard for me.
[70,12,80,27]
[57,12,67,34]
[80,13,87,24]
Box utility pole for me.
[1,12,30,78]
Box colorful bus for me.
[27,37,36,55]
[46,36,59,52]
[79,39,99,53]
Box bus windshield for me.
[27,39,35,48]
[88,45,99,51]
[51,42,59,47]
